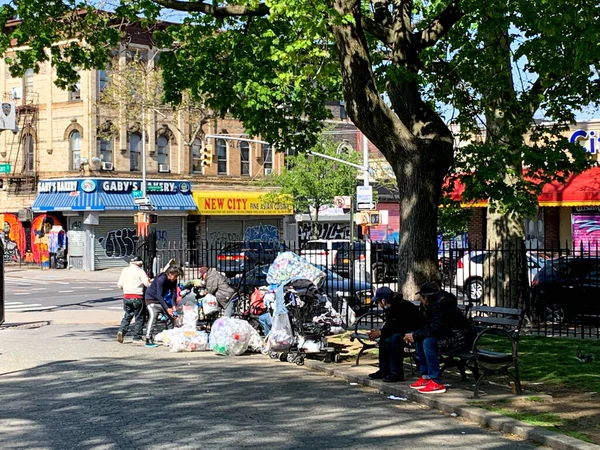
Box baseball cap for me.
[372,286,394,303]
[415,281,439,296]
[130,256,143,266]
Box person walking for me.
[116,256,151,344]
[144,265,182,348]
[404,281,473,394]
[367,287,425,382]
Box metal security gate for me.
[95,215,185,270]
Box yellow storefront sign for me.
[192,191,293,215]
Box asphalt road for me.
[3,276,122,313]
[0,323,539,450]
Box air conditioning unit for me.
[264,168,272,175]
[17,208,33,222]
[11,87,22,99]
[158,164,170,173]
[100,161,113,171]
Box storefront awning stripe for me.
[32,192,105,211]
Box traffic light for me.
[201,143,213,167]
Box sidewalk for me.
[303,355,600,450]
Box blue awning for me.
[32,191,104,212]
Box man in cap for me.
[404,281,473,394]
[116,256,151,343]
[367,287,425,383]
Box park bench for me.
[439,304,525,397]
[349,310,419,371]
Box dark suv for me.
[530,256,600,323]
[216,241,285,277]
[334,240,399,282]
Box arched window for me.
[129,132,141,171]
[191,138,202,173]
[157,135,169,166]
[240,141,250,176]
[262,142,273,175]
[217,139,227,175]
[70,131,81,170]
[22,134,34,172]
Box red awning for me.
[538,167,600,206]
[446,167,600,208]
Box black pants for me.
[118,298,145,340]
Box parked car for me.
[216,241,285,277]
[334,240,399,283]
[300,239,350,269]
[530,256,600,323]
[453,251,545,302]
[230,264,373,316]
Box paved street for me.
[0,321,539,450]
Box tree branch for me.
[361,17,393,45]
[414,0,463,51]
[152,0,269,17]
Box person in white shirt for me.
[116,256,151,343]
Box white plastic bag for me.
[267,313,295,351]
[201,293,220,315]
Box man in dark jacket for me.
[404,282,473,394]
[197,266,237,317]
[144,265,182,348]
[367,287,426,383]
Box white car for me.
[453,251,545,302]
[300,239,350,269]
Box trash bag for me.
[209,317,255,356]
[267,252,326,287]
[266,313,295,351]
[201,293,220,315]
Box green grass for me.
[517,336,600,393]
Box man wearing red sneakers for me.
[404,282,473,394]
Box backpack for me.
[249,288,268,316]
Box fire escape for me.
[3,89,39,195]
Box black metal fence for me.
[143,238,600,339]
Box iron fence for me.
[142,238,600,339]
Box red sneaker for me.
[419,380,447,394]
[409,377,430,390]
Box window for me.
[98,138,112,163]
[240,141,250,176]
[21,134,35,172]
[23,68,33,100]
[129,132,141,171]
[70,131,81,170]
[262,143,272,175]
[217,139,227,175]
[191,138,203,173]
[157,135,169,165]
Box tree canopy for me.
[2,0,599,296]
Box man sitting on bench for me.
[404,282,473,394]
[367,287,425,383]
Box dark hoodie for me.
[381,293,426,339]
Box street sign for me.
[131,190,143,198]
[0,163,11,173]
[357,203,375,210]
[356,186,373,204]
[133,197,151,206]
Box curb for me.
[303,360,600,450]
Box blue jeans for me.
[379,334,405,375]
[416,337,442,383]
